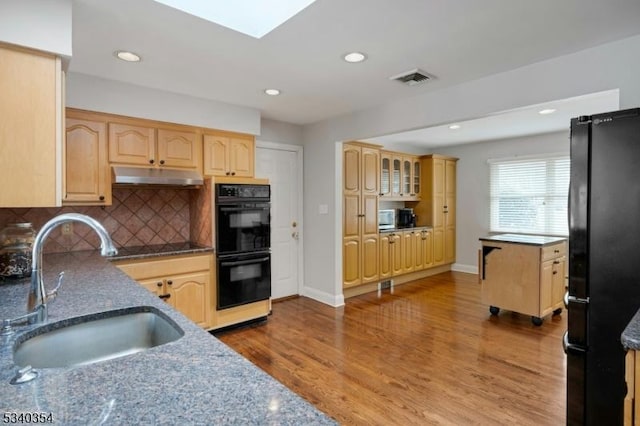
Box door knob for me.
[292,221,297,228]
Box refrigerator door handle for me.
[563,331,587,355]
[564,291,569,309]
[567,295,590,304]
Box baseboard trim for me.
[343,264,453,299]
[302,285,345,307]
[451,263,479,274]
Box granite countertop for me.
[379,226,433,234]
[0,251,335,425]
[108,242,214,261]
[622,309,640,350]
[479,233,567,246]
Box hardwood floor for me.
[216,272,567,425]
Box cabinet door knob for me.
[159,294,171,300]
[167,280,173,285]
[149,159,155,165]
[226,172,231,176]
[99,195,105,201]
[156,282,163,287]
[159,160,165,165]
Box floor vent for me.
[390,68,433,86]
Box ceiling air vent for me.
[390,68,433,86]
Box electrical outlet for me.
[61,223,73,236]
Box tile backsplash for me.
[0,187,196,253]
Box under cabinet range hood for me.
[112,166,204,186]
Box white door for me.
[255,142,302,299]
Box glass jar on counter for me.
[0,223,36,280]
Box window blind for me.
[489,155,570,236]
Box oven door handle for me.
[221,257,270,267]
[219,208,270,214]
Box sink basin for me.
[13,306,183,368]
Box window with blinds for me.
[489,155,570,236]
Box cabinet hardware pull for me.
[159,294,171,300]
[149,159,155,164]
[231,172,236,176]
[156,282,163,287]
[553,260,560,264]
[159,160,165,165]
[226,172,231,176]
[99,195,105,201]
[167,280,173,285]
[554,249,560,253]
[553,271,558,275]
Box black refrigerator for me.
[566,107,640,425]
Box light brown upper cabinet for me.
[379,150,420,201]
[203,133,255,178]
[0,43,62,207]
[343,142,380,288]
[109,123,201,170]
[416,154,458,266]
[64,110,111,205]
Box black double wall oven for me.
[215,184,271,310]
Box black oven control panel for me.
[215,184,270,202]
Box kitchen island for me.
[621,309,640,424]
[479,233,567,326]
[0,250,335,425]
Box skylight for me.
[153,0,317,38]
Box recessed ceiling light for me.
[539,108,556,115]
[264,89,281,96]
[449,124,461,130]
[343,52,367,63]
[115,51,141,62]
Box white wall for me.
[301,34,640,303]
[66,73,261,135]
[437,131,570,273]
[260,118,303,146]
[0,0,72,57]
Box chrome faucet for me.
[26,213,118,324]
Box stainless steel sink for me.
[13,306,183,368]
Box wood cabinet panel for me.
[380,151,420,200]
[115,254,213,328]
[64,117,110,205]
[203,134,255,177]
[362,235,379,284]
[416,155,457,266]
[481,240,566,324]
[379,233,392,280]
[229,138,254,177]
[169,271,209,328]
[343,237,361,288]
[108,123,156,166]
[342,143,380,288]
[0,43,62,207]
[157,129,200,169]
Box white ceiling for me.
[365,89,620,151]
[70,0,640,130]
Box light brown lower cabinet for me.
[480,239,566,325]
[625,349,639,426]
[115,253,213,329]
[379,228,434,280]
